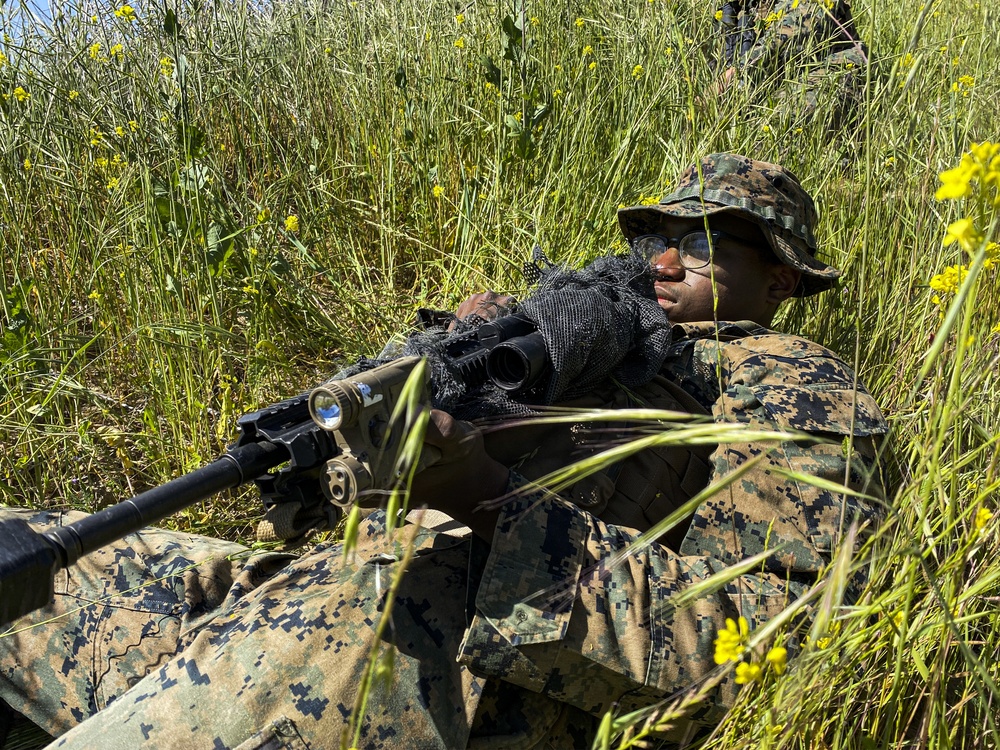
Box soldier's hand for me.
[453,290,515,323]
[411,409,508,543]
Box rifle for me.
[0,314,546,627]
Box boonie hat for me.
[617,153,841,296]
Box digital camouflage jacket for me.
[0,322,887,749]
[718,0,869,123]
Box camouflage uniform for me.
[716,0,869,126]
[0,154,888,748]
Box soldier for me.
[0,153,887,749]
[714,0,870,128]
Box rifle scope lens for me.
[310,391,344,431]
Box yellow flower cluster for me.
[114,4,136,21]
[13,86,30,102]
[935,142,1000,202]
[929,143,1000,312]
[764,9,785,25]
[631,64,644,79]
[713,617,748,664]
[713,617,789,685]
[975,506,993,532]
[928,264,968,296]
[283,215,299,232]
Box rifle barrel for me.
[44,440,288,567]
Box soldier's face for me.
[640,214,794,324]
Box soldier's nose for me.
[650,249,685,280]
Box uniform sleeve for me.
[457,333,887,720]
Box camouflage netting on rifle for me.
[340,250,672,420]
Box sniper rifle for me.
[0,313,546,626]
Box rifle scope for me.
[485,331,549,393]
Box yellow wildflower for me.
[257,208,271,223]
[734,661,763,685]
[714,9,724,20]
[958,74,975,87]
[23,157,32,171]
[631,64,644,79]
[935,161,977,200]
[943,218,980,251]
[975,507,993,531]
[432,185,445,198]
[928,264,968,295]
[588,61,597,70]
[283,215,299,232]
[90,127,105,146]
[69,89,80,100]
[766,646,787,675]
[764,9,784,25]
[455,13,465,24]
[454,37,465,49]
[115,125,126,137]
[530,16,540,26]
[128,119,139,131]
[89,42,102,60]
[553,89,564,98]
[106,177,120,190]
[713,617,749,664]
[0,52,7,67]
[110,43,124,59]
[13,86,30,102]
[114,4,136,21]
[582,45,593,56]
[575,17,585,27]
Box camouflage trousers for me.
[0,508,594,749]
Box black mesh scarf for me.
[341,249,672,421]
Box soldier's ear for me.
[766,265,801,304]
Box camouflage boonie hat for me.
[617,153,841,296]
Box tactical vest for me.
[482,374,713,549]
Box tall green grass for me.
[2,0,999,745]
